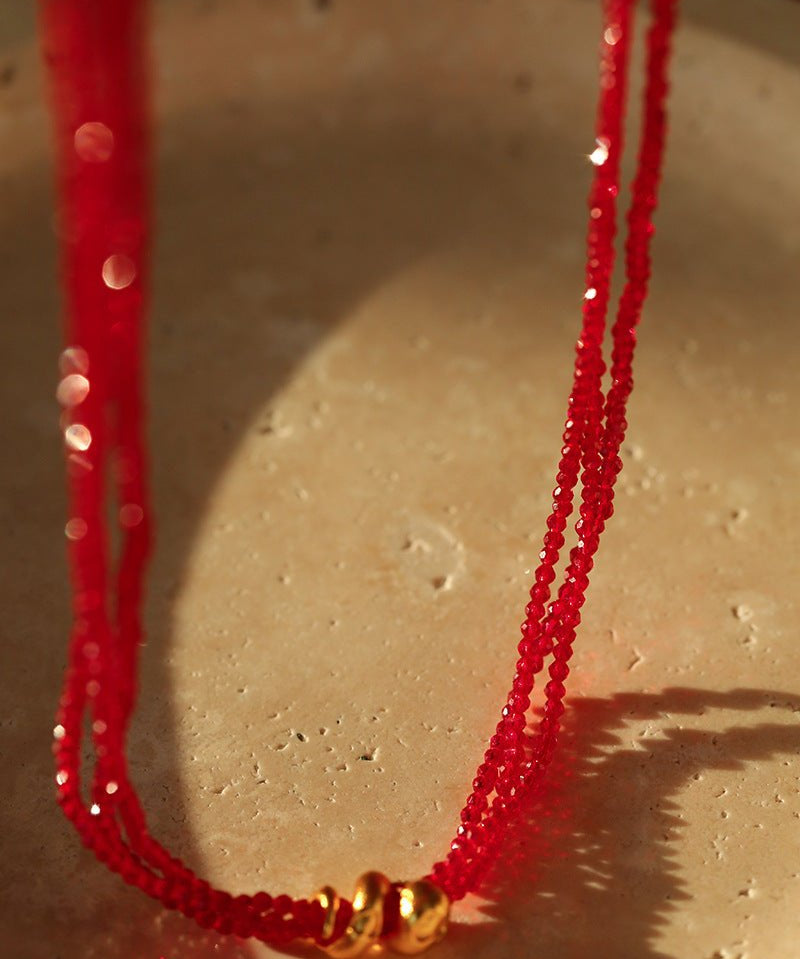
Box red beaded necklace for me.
[41,0,678,953]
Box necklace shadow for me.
[446,686,800,959]
[141,685,800,959]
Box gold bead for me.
[325,871,391,958]
[314,885,340,944]
[388,879,450,955]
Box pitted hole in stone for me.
[403,536,432,554]
[393,514,465,594]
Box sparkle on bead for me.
[59,346,89,377]
[56,373,90,407]
[64,423,92,452]
[74,121,114,162]
[65,518,88,541]
[588,138,610,166]
[102,254,136,290]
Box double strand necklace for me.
[42,0,678,953]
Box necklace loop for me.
[41,0,678,950]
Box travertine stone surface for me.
[1,2,799,957]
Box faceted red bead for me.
[535,566,556,585]
[548,660,570,682]
[474,764,497,792]
[529,582,550,603]
[552,642,574,662]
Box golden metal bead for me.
[325,871,391,958]
[388,879,450,955]
[314,885,340,944]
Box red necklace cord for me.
[42,0,678,951]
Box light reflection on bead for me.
[119,503,144,528]
[74,121,114,162]
[391,880,450,955]
[55,770,69,786]
[59,346,89,377]
[90,803,101,816]
[105,780,118,795]
[65,517,88,541]
[604,24,622,46]
[312,885,339,943]
[56,373,90,408]
[102,254,136,290]
[65,424,92,451]
[588,138,609,166]
[92,719,107,735]
[584,288,598,301]
[325,872,390,957]
[53,724,66,741]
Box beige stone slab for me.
[1,1,799,957]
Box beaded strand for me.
[433,0,678,901]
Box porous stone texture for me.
[1,2,799,957]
